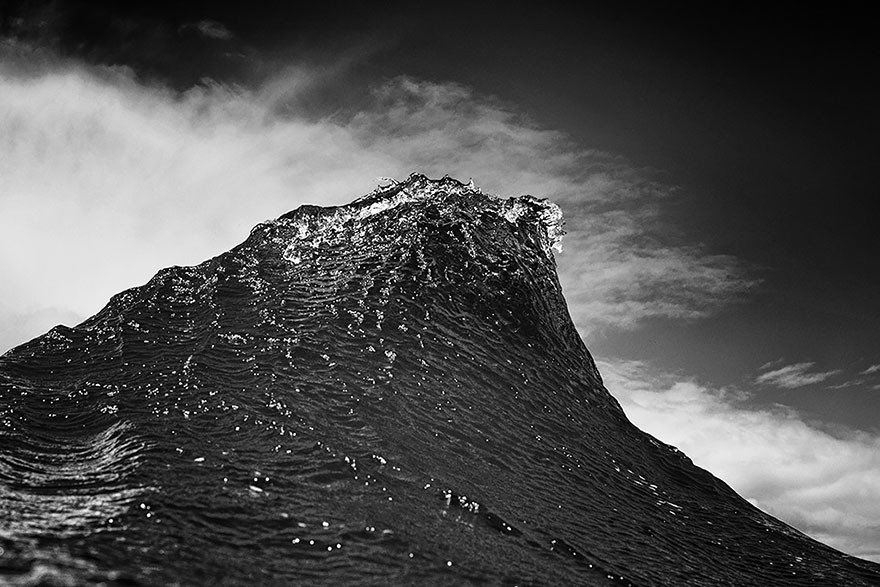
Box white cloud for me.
[1,49,751,352]
[559,207,754,335]
[756,362,842,389]
[600,358,880,562]
[862,365,880,375]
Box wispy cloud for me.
[1,47,753,351]
[600,358,880,563]
[862,364,880,376]
[559,208,755,335]
[756,362,842,389]
[189,20,235,41]
[348,78,757,337]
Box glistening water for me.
[2,175,878,585]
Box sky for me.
[1,0,878,561]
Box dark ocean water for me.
[1,175,878,586]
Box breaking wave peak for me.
[275,173,565,262]
[1,175,878,586]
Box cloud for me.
[1,47,752,352]
[756,362,842,389]
[558,205,755,335]
[862,364,880,376]
[599,358,880,562]
[189,20,235,41]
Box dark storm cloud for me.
[0,0,258,88]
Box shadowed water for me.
[2,175,878,585]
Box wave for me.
[1,174,878,585]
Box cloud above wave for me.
[600,358,880,562]
[1,47,753,352]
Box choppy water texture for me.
[2,175,878,586]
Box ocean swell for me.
[1,174,878,586]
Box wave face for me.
[1,174,878,586]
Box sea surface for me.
[2,175,878,586]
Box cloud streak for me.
[600,358,880,562]
[189,20,235,41]
[1,46,752,355]
[756,362,842,389]
[559,205,755,335]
